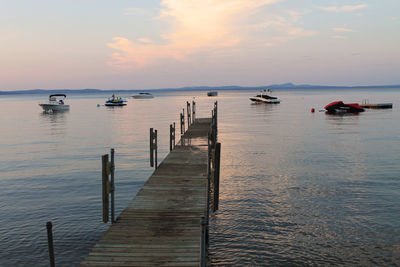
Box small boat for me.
[132,92,154,99]
[207,91,218,97]
[250,89,280,104]
[105,95,127,106]
[39,94,69,112]
[324,101,364,113]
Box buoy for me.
[311,108,315,113]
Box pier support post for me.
[150,128,154,167]
[46,222,56,267]
[150,128,158,169]
[192,101,196,122]
[187,101,191,126]
[213,142,221,212]
[170,123,176,151]
[200,217,207,267]
[102,154,110,223]
[155,130,158,169]
[110,148,115,223]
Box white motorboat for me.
[250,89,280,104]
[39,94,70,112]
[132,92,154,99]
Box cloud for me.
[257,10,315,46]
[332,35,347,39]
[109,0,317,70]
[333,27,354,32]
[319,4,368,12]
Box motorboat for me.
[105,95,127,106]
[324,101,365,113]
[207,91,218,97]
[250,89,280,103]
[132,92,154,99]
[39,94,69,112]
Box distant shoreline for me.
[1,84,399,95]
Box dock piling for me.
[110,148,115,223]
[46,221,56,267]
[213,142,221,212]
[149,128,158,168]
[187,101,191,126]
[102,154,110,223]
[192,100,196,121]
[169,123,176,151]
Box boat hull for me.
[250,97,280,103]
[324,101,364,113]
[105,102,127,106]
[39,103,70,111]
[132,96,153,99]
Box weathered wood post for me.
[102,154,110,223]
[150,128,154,167]
[46,221,55,267]
[213,142,221,212]
[192,100,196,122]
[110,148,115,223]
[180,113,183,135]
[187,101,191,126]
[206,132,211,222]
[150,128,158,169]
[200,217,207,267]
[173,122,176,148]
[154,129,158,169]
[170,123,176,151]
[182,108,185,134]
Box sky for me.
[1,0,399,90]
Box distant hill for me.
[1,84,399,95]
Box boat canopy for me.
[49,94,67,98]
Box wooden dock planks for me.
[80,118,212,267]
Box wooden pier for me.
[80,103,219,267]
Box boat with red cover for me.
[324,101,365,113]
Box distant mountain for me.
[1,84,399,95]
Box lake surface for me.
[0,89,399,266]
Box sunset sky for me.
[1,0,399,90]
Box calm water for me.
[0,89,399,266]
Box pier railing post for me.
[173,122,176,148]
[46,221,56,267]
[150,128,154,167]
[102,154,110,223]
[200,217,207,267]
[182,108,185,134]
[170,123,176,151]
[110,148,115,223]
[150,128,158,169]
[155,129,158,169]
[192,100,196,122]
[213,142,221,212]
[187,101,191,126]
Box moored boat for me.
[105,95,127,106]
[39,94,70,112]
[250,89,280,104]
[207,91,218,97]
[324,101,364,113]
[132,92,154,99]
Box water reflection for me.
[39,110,69,136]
